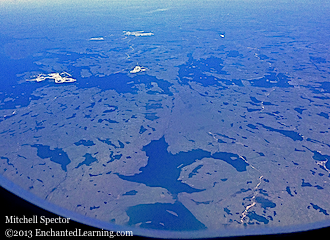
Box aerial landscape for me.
[0,0,329,238]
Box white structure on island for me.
[124,31,154,37]
[130,66,147,74]
[28,72,76,84]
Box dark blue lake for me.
[126,202,206,231]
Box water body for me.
[116,136,248,195]
[249,72,292,88]
[304,148,330,171]
[227,50,243,58]
[1,1,329,237]
[286,186,294,197]
[255,196,276,209]
[178,54,230,87]
[76,153,98,168]
[74,140,95,146]
[97,138,123,149]
[144,113,159,121]
[76,72,173,96]
[317,112,329,119]
[257,123,303,141]
[139,126,147,134]
[108,151,122,163]
[309,203,329,216]
[317,82,330,93]
[145,103,162,110]
[310,57,327,64]
[1,54,173,111]
[0,54,43,110]
[98,118,119,124]
[301,179,324,190]
[247,124,258,130]
[250,97,263,104]
[102,106,118,114]
[188,164,203,178]
[123,190,137,196]
[246,211,270,224]
[293,108,306,114]
[126,202,206,231]
[30,144,71,172]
